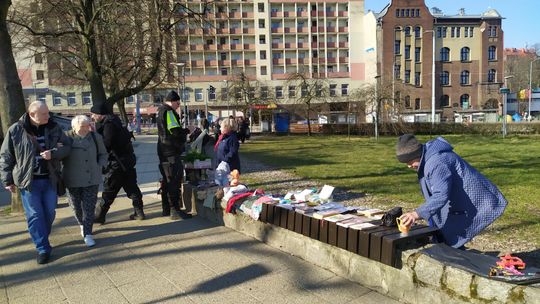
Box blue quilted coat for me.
[415,137,507,248]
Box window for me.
[195,88,203,101]
[275,86,283,98]
[260,50,266,59]
[341,84,349,96]
[395,9,399,17]
[469,27,474,37]
[394,65,401,79]
[259,35,266,44]
[415,9,420,17]
[182,89,190,102]
[488,69,496,83]
[301,85,308,97]
[441,95,450,107]
[36,70,45,80]
[316,85,322,97]
[394,40,401,54]
[288,86,296,98]
[460,94,470,109]
[405,96,411,108]
[437,27,442,38]
[488,46,496,60]
[488,25,497,37]
[405,70,411,83]
[414,26,421,38]
[442,27,447,38]
[455,27,460,38]
[53,94,62,106]
[35,54,43,64]
[440,47,450,62]
[312,50,318,58]
[405,45,411,59]
[234,88,242,99]
[415,47,421,62]
[414,98,420,110]
[440,71,450,85]
[258,3,264,12]
[451,27,455,38]
[221,68,228,75]
[209,87,216,100]
[405,9,410,17]
[82,92,91,105]
[126,95,134,104]
[415,72,421,86]
[221,88,228,100]
[404,27,411,36]
[260,86,268,99]
[460,70,470,85]
[220,52,227,60]
[329,84,337,96]
[460,47,470,61]
[232,38,240,45]
[67,92,76,106]
[260,66,267,75]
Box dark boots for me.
[94,199,110,224]
[170,208,191,220]
[129,198,146,220]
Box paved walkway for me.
[0,135,399,304]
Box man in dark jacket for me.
[0,101,71,264]
[90,101,145,223]
[157,90,191,220]
[396,134,507,248]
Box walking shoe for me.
[84,235,96,247]
[37,252,50,265]
[170,209,192,220]
[162,208,171,217]
[80,225,84,237]
[94,199,109,224]
[129,207,146,220]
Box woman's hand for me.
[399,211,420,227]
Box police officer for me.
[90,101,145,224]
[157,91,191,220]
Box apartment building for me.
[15,0,374,124]
[375,0,504,123]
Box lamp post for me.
[528,58,540,121]
[374,75,381,141]
[171,62,188,127]
[501,75,514,138]
[135,91,141,135]
[223,79,229,116]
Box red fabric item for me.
[214,133,224,151]
[225,189,265,213]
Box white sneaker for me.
[80,225,84,237]
[84,235,96,247]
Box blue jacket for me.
[216,132,240,173]
[415,137,507,248]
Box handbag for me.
[381,207,403,227]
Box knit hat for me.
[396,134,423,163]
[90,100,109,115]
[165,90,181,102]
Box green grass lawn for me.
[241,134,540,249]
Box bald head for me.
[28,101,50,126]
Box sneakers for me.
[84,235,96,247]
[37,252,50,265]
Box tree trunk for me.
[306,105,312,136]
[0,0,27,214]
[116,98,128,125]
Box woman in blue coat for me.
[396,134,507,248]
[215,117,241,173]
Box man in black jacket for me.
[90,101,145,223]
[157,90,191,220]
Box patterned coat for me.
[415,137,507,248]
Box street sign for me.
[499,88,510,94]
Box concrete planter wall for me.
[196,201,540,304]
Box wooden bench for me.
[259,204,439,268]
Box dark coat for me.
[216,132,240,172]
[415,137,507,248]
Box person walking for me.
[90,101,146,224]
[396,134,508,249]
[63,115,108,247]
[157,90,191,220]
[0,101,71,264]
[237,117,250,144]
[215,117,241,173]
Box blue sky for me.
[364,0,538,48]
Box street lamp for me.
[171,62,188,127]
[502,75,514,138]
[135,90,141,135]
[528,57,540,121]
[424,30,436,126]
[374,75,381,141]
[223,79,229,116]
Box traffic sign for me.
[499,88,510,94]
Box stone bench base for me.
[195,200,540,304]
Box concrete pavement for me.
[0,135,399,304]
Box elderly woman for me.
[63,115,107,247]
[215,117,240,173]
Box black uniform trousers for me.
[102,159,143,209]
[158,155,184,212]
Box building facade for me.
[375,0,504,123]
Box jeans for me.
[20,179,57,254]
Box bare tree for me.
[227,71,268,125]
[10,0,207,122]
[286,72,329,136]
[0,0,27,213]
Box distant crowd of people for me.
[0,90,250,265]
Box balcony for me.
[297,11,309,17]
[338,11,348,17]
[272,74,290,80]
[318,58,326,63]
[284,42,294,49]
[243,28,255,34]
[311,26,318,32]
[284,27,296,34]
[204,44,217,51]
[271,27,284,33]
[298,58,307,64]
[231,59,244,66]
[327,42,337,48]
[217,44,230,50]
[283,11,295,18]
[230,28,242,34]
[327,27,336,32]
[339,57,349,63]
[244,59,257,65]
[310,11,325,17]
[243,43,255,50]
[205,60,218,66]
[215,12,228,18]
[318,42,326,48]
[272,58,285,64]
[311,72,326,78]
[297,43,309,49]
[338,27,348,33]
[218,60,231,66]
[176,28,188,35]
[318,26,325,32]
[297,27,309,33]
[285,58,297,64]
[217,28,230,34]
[328,71,349,78]
[190,60,204,67]
[271,11,283,18]
[190,45,204,51]
[339,42,349,48]
[327,57,337,64]
[242,12,254,18]
[326,11,336,17]
[230,44,242,50]
[272,43,284,49]
[229,12,242,18]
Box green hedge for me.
[320,123,540,136]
